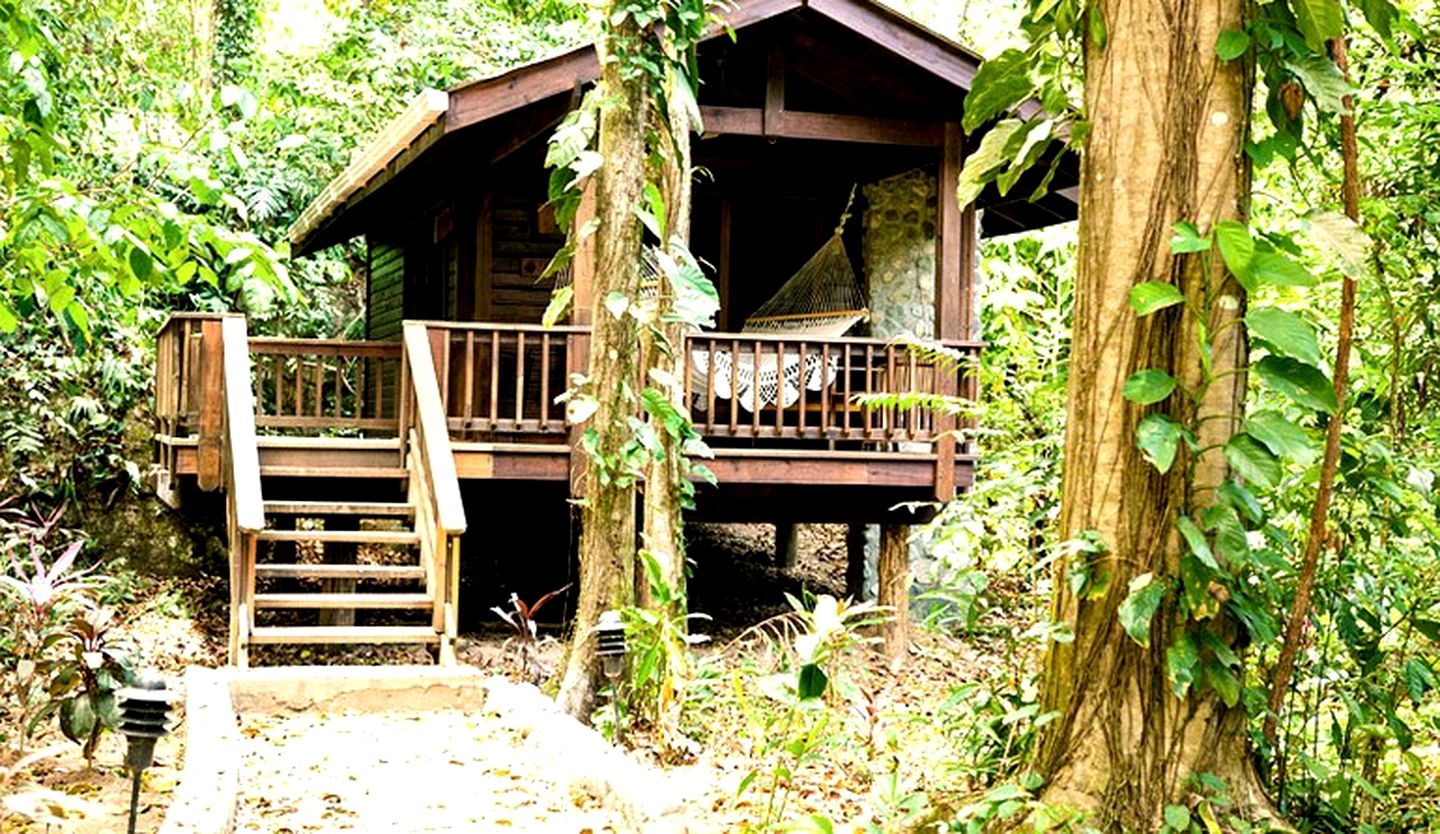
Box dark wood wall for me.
[366,241,405,341]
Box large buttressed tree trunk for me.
[1035,0,1274,825]
[556,25,649,720]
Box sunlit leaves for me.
[1287,55,1354,114]
[962,49,1033,133]
[1224,433,1282,490]
[1244,410,1316,464]
[956,120,1023,207]
[1247,306,1321,365]
[1177,516,1220,571]
[1118,573,1168,649]
[1214,219,1254,282]
[1166,633,1198,696]
[1254,355,1338,414]
[1291,0,1345,50]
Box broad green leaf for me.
[128,246,153,283]
[1170,221,1212,254]
[962,50,1033,133]
[1207,660,1241,707]
[1224,433,1282,489]
[1357,0,1396,40]
[1404,659,1437,704]
[1244,410,1316,463]
[1218,480,1264,523]
[1164,805,1192,831]
[1214,220,1254,280]
[1118,573,1167,649]
[996,120,1054,195]
[1215,29,1250,60]
[1292,0,1345,50]
[657,242,719,329]
[1413,619,1440,643]
[1123,369,1178,405]
[1136,413,1183,473]
[1305,210,1371,277]
[59,696,96,746]
[1166,633,1198,696]
[1129,281,1184,316]
[1177,516,1219,571]
[1252,250,1315,287]
[1287,55,1353,114]
[0,301,17,332]
[1246,306,1320,365]
[956,120,1023,206]
[797,663,828,700]
[1254,356,1338,414]
[541,285,573,328]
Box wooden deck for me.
[152,313,977,664]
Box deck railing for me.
[155,313,223,440]
[416,321,977,449]
[247,338,402,434]
[432,322,583,438]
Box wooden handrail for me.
[248,338,403,358]
[403,323,467,536]
[222,317,265,533]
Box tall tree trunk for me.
[556,29,648,719]
[638,78,694,614]
[1033,1,1276,826]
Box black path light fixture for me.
[116,673,180,834]
[596,610,628,744]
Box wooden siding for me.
[489,176,564,324]
[367,241,405,342]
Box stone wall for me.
[862,169,937,339]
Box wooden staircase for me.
[197,317,467,668]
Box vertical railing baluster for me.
[719,339,729,435]
[797,341,808,435]
[885,344,897,442]
[489,330,501,428]
[751,339,762,437]
[907,349,919,440]
[515,332,526,424]
[863,345,873,439]
[775,339,785,435]
[820,342,831,437]
[540,333,552,431]
[463,332,475,431]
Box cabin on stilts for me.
[152,0,1077,666]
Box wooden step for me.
[253,592,434,610]
[248,625,440,645]
[255,529,420,545]
[253,564,425,581]
[259,465,409,479]
[264,500,415,518]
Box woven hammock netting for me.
[740,190,868,338]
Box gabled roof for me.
[288,0,1071,255]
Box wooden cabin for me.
[153,0,1077,666]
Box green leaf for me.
[1177,516,1219,571]
[1215,29,1250,60]
[657,242,719,329]
[1166,633,1199,697]
[797,663,828,700]
[956,120,1023,206]
[1253,356,1338,414]
[0,301,17,332]
[1118,573,1167,649]
[1136,414,1184,473]
[1224,433,1282,490]
[1163,804,1192,831]
[1413,619,1440,643]
[962,50,1033,133]
[128,246,153,283]
[1287,55,1353,114]
[59,696,96,746]
[541,285,573,328]
[1305,210,1371,277]
[1404,659,1437,704]
[1129,282,1185,316]
[1218,480,1264,524]
[1252,250,1316,287]
[1247,306,1320,365]
[1123,369,1178,405]
[1292,0,1345,50]
[1214,220,1254,281]
[1244,410,1316,463]
[1357,0,1396,40]
[1169,221,1212,254]
[1207,660,1241,707]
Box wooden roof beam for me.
[702,105,942,146]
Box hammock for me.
[693,189,867,410]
